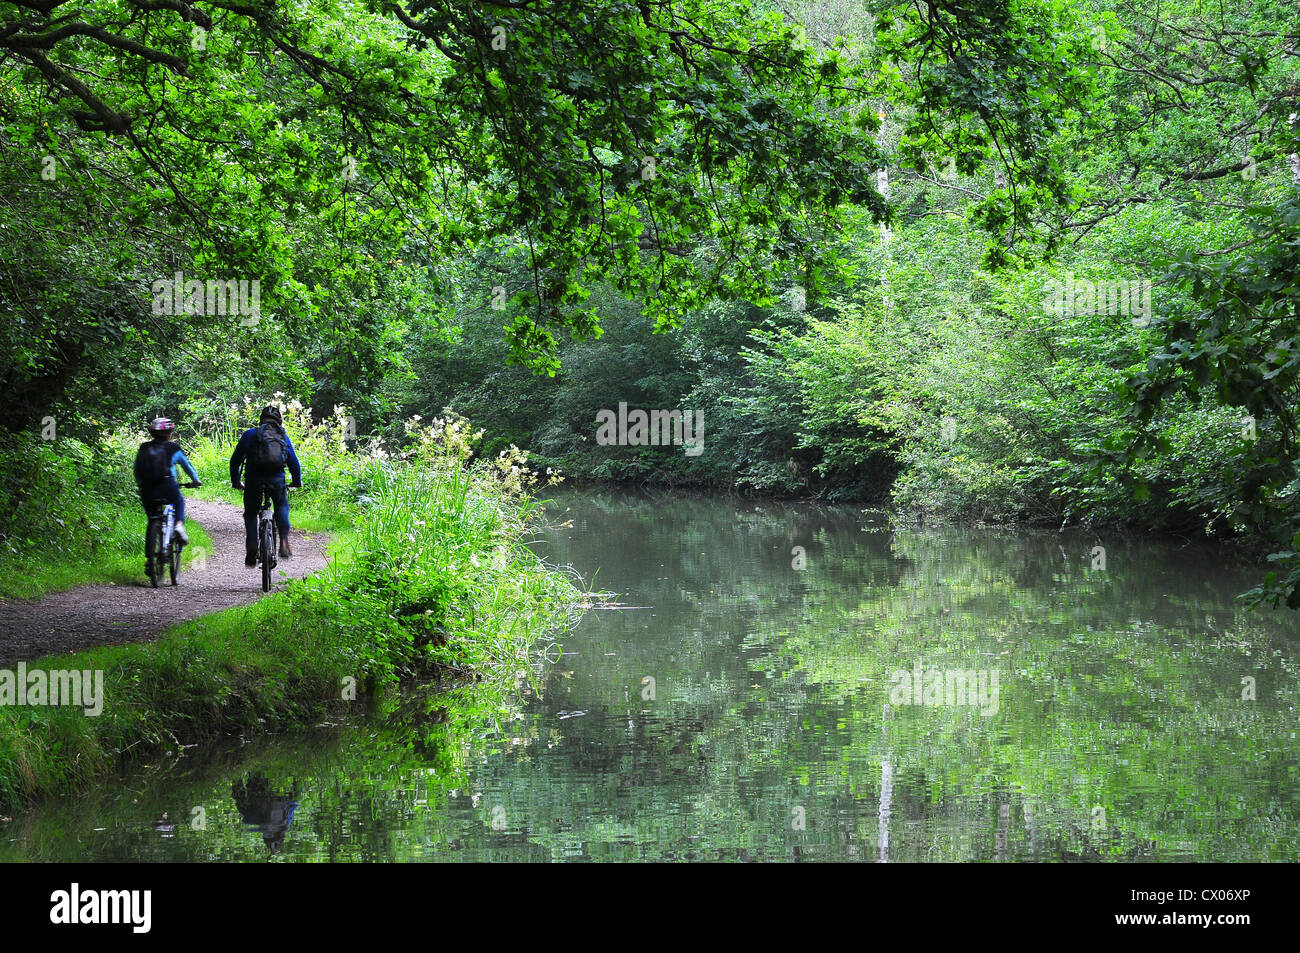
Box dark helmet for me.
[148,417,176,438]
[260,405,283,427]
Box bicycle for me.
[255,482,291,593]
[145,481,201,588]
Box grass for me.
[0,407,581,813]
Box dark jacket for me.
[229,426,302,486]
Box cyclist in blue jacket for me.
[229,405,302,565]
[134,417,202,544]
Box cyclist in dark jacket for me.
[229,405,302,565]
[134,417,202,545]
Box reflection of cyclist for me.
[133,417,201,545]
[229,405,302,566]
[232,775,299,856]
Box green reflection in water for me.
[4,489,1297,861]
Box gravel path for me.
[0,497,330,665]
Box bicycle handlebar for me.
[233,481,302,491]
[180,481,202,489]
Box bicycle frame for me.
[148,501,176,554]
[256,484,280,591]
[144,499,180,587]
[259,486,276,527]
[144,481,197,587]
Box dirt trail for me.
[0,497,330,665]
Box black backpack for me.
[138,442,172,483]
[251,422,289,470]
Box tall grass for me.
[184,395,381,530]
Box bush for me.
[0,429,148,598]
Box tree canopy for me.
[3,0,1299,604]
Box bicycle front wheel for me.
[169,540,182,586]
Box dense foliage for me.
[1,0,1297,605]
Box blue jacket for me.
[229,426,302,485]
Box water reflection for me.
[232,776,300,856]
[3,489,1297,862]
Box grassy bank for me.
[0,405,581,813]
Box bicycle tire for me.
[169,538,182,586]
[260,519,273,592]
[147,519,163,588]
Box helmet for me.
[148,417,176,438]
[260,405,283,426]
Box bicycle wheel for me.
[169,538,182,586]
[260,518,273,592]
[146,520,163,588]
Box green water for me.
[4,490,1298,861]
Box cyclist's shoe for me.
[173,521,190,545]
[279,537,293,559]
[245,545,257,567]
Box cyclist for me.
[133,417,202,545]
[229,404,302,565]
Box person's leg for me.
[273,484,291,534]
[167,483,189,543]
[139,490,153,556]
[273,482,292,557]
[242,482,260,565]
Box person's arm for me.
[171,449,200,484]
[132,445,146,488]
[229,431,249,486]
[285,436,302,487]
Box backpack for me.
[251,422,289,470]
[138,442,172,484]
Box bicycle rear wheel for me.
[146,520,163,588]
[260,518,273,592]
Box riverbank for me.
[0,414,582,815]
[555,475,1274,573]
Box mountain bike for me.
[255,483,286,593]
[145,481,201,588]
